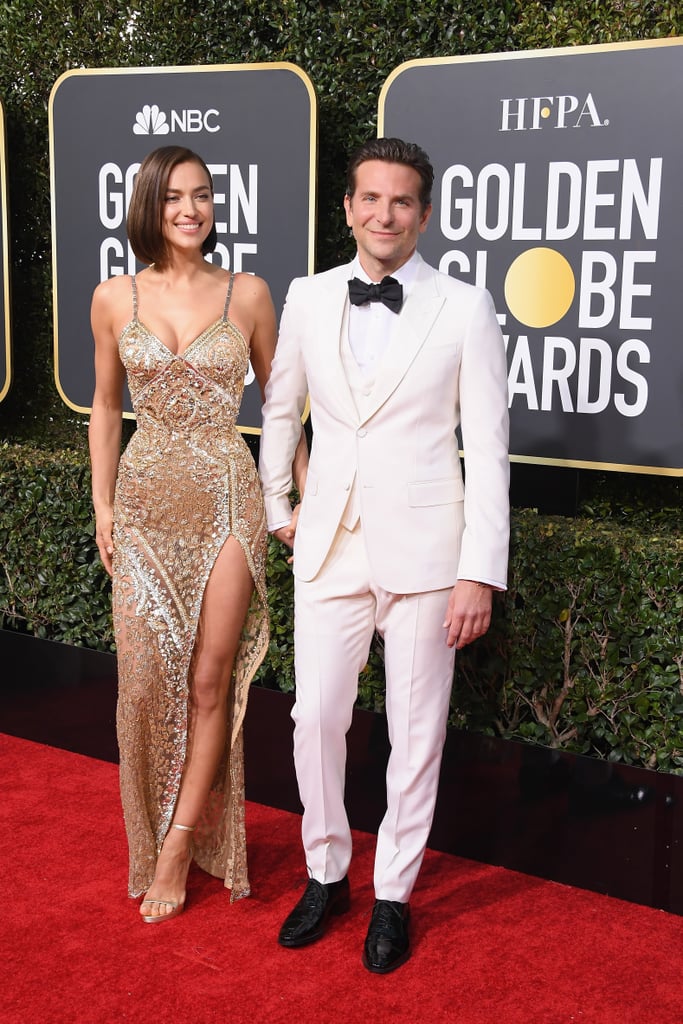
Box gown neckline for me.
[120,316,247,359]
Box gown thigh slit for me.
[112,274,268,901]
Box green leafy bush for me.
[455,510,683,772]
[0,442,113,649]
[2,443,680,772]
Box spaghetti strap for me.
[222,272,235,322]
[131,275,138,321]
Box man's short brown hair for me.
[345,137,434,211]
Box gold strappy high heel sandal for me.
[141,823,196,924]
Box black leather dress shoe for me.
[362,900,411,973]
[278,876,350,948]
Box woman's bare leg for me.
[140,536,253,919]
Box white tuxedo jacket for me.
[259,253,510,594]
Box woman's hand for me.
[95,512,115,576]
[273,504,301,564]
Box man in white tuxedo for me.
[259,138,509,973]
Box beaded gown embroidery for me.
[112,273,268,900]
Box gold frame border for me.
[0,102,11,403]
[48,62,318,429]
[379,36,683,118]
[378,37,683,477]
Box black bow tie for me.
[348,276,403,314]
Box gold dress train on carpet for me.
[112,273,268,901]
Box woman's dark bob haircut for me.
[126,146,217,267]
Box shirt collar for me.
[351,250,420,293]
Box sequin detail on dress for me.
[112,274,268,901]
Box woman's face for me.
[161,160,214,256]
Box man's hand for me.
[443,580,493,649]
[272,504,301,562]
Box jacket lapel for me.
[315,264,358,422]
[360,257,445,423]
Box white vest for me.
[338,307,383,530]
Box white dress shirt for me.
[347,251,419,370]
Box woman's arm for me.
[88,281,126,576]
[246,273,277,404]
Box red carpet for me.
[2,732,681,1024]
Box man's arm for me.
[457,287,510,587]
[444,287,510,648]
[259,279,310,539]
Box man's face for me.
[344,160,432,279]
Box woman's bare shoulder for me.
[92,273,134,310]
[91,275,136,341]
[231,271,273,302]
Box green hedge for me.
[2,443,680,773]
[0,443,112,648]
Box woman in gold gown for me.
[89,146,305,922]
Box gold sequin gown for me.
[112,273,268,900]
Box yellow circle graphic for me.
[504,247,575,329]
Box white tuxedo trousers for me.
[292,520,456,903]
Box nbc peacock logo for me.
[133,104,170,135]
[132,104,220,135]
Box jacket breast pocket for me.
[407,478,464,507]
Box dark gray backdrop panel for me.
[381,43,683,473]
[51,65,316,428]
